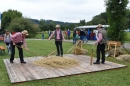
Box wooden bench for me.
[0,46,5,55]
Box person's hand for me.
[48,38,50,41]
[13,43,16,45]
[21,45,24,48]
[63,39,66,41]
[25,47,29,51]
[94,42,98,45]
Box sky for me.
[0,0,130,23]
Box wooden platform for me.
[3,54,126,83]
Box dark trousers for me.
[55,40,63,55]
[96,43,106,62]
[10,41,24,62]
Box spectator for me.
[90,31,95,40]
[42,31,44,40]
[79,29,85,43]
[73,28,76,44]
[48,30,52,38]
[83,29,88,42]
[67,29,71,40]
[4,30,11,54]
[65,29,68,39]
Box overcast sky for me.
[0,0,130,23]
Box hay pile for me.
[73,48,88,55]
[109,48,125,57]
[33,56,79,68]
[72,40,88,55]
[116,55,130,62]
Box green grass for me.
[126,32,130,41]
[0,40,130,86]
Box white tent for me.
[76,25,109,29]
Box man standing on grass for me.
[48,24,65,57]
[93,24,107,64]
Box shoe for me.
[10,61,14,63]
[61,55,63,57]
[56,54,60,56]
[21,61,26,64]
[101,62,105,64]
[93,62,100,64]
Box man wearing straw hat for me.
[10,30,29,64]
[48,24,65,57]
[93,24,107,64]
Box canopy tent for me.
[75,25,109,30]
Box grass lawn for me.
[0,40,130,86]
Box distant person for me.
[65,29,68,39]
[88,29,91,40]
[75,30,79,41]
[79,29,85,43]
[48,25,65,57]
[10,30,29,64]
[93,24,107,64]
[73,28,76,44]
[48,30,52,37]
[83,29,88,43]
[67,29,71,40]
[4,30,11,54]
[90,31,95,40]
[42,31,44,40]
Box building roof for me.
[76,25,109,29]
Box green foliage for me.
[125,9,130,28]
[79,19,86,26]
[86,21,93,25]
[105,0,129,43]
[99,19,107,25]
[91,12,108,25]
[39,19,77,31]
[1,9,22,31]
[6,17,39,37]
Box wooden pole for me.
[90,45,95,65]
[47,50,56,56]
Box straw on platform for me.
[33,56,79,68]
[116,55,130,62]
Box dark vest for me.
[98,29,107,44]
[55,30,63,40]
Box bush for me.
[6,17,40,37]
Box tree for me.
[1,9,22,31]
[99,19,107,25]
[79,19,86,25]
[6,17,39,37]
[48,21,56,31]
[91,16,101,25]
[105,0,129,43]
[91,12,108,25]
[39,19,46,31]
[126,8,130,28]
[86,21,93,25]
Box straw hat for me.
[97,24,103,28]
[55,24,60,28]
[22,30,29,35]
